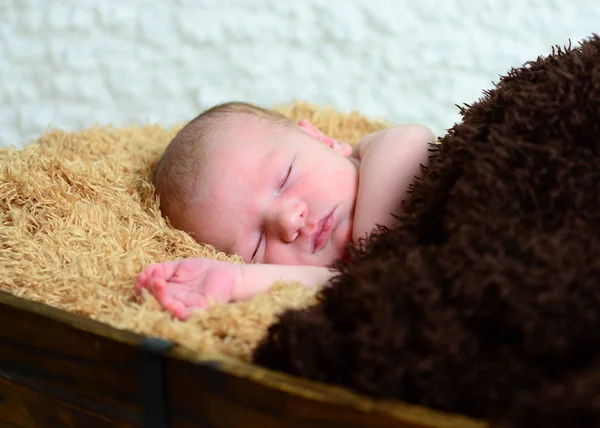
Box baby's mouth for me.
[313,209,335,253]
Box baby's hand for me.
[135,257,242,320]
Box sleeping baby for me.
[135,102,434,320]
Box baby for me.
[135,102,434,320]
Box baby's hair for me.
[153,101,293,233]
[197,101,292,128]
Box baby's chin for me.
[339,246,351,262]
[324,221,354,266]
[318,245,350,268]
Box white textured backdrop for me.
[1,0,599,148]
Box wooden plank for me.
[166,349,488,428]
[0,377,133,428]
[0,290,488,428]
[0,290,143,425]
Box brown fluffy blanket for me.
[254,36,600,427]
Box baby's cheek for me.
[338,217,354,246]
[331,168,358,193]
[264,245,300,266]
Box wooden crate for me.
[0,290,486,428]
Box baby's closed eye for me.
[278,157,295,193]
[251,231,264,262]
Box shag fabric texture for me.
[0,102,387,362]
[254,36,600,427]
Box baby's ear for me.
[298,119,352,158]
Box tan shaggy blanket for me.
[0,102,388,362]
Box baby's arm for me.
[352,124,435,242]
[234,263,335,300]
[136,257,334,320]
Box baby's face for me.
[187,116,359,267]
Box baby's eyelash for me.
[280,164,293,189]
[251,233,263,262]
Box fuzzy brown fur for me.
[254,35,600,427]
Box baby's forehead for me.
[225,112,282,135]
[210,114,286,150]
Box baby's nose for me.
[277,201,307,242]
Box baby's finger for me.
[148,279,190,320]
[147,276,167,299]
[142,264,159,283]
[147,262,173,281]
[135,268,152,293]
[166,300,191,321]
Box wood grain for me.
[0,290,144,426]
[0,377,132,428]
[0,289,488,428]
[165,349,487,428]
